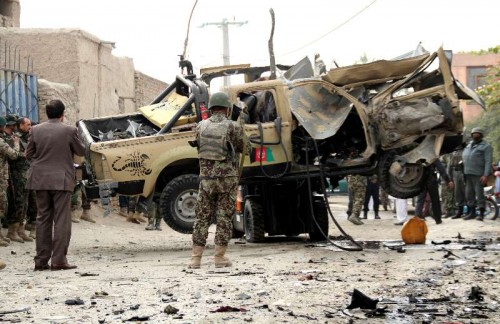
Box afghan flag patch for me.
[250,147,275,162]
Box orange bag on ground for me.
[401,216,428,244]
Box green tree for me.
[467,63,500,161]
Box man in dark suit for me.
[26,99,85,271]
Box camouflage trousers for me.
[192,177,238,247]
[441,182,455,214]
[6,177,27,224]
[71,184,91,210]
[348,175,366,217]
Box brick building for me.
[451,52,500,122]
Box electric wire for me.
[278,0,379,58]
[304,137,363,251]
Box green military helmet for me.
[208,92,231,110]
[5,114,18,126]
[470,127,484,136]
[0,116,6,127]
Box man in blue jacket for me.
[462,127,493,221]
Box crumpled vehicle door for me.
[285,80,355,140]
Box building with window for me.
[451,52,499,122]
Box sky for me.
[20,0,500,83]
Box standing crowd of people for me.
[347,127,495,226]
[0,114,37,269]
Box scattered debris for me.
[298,274,314,281]
[65,298,84,306]
[347,289,379,310]
[93,290,109,298]
[308,258,327,264]
[124,315,150,322]
[164,305,179,314]
[129,304,140,310]
[210,306,247,313]
[442,249,462,259]
[236,293,251,300]
[431,240,451,245]
[468,286,485,302]
[229,271,265,276]
[78,272,99,277]
[0,306,31,315]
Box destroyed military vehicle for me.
[77,47,483,241]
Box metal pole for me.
[200,18,247,89]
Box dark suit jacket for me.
[26,119,85,192]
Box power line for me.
[279,0,379,57]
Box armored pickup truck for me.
[77,48,483,241]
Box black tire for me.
[309,198,329,242]
[483,197,499,220]
[244,198,266,243]
[379,150,430,199]
[159,174,199,234]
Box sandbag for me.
[401,216,428,244]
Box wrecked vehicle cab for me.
[78,47,483,239]
[233,48,482,197]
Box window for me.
[467,67,488,90]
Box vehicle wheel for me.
[483,197,499,220]
[159,174,199,234]
[309,198,329,242]
[244,198,265,243]
[378,150,430,199]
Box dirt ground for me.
[0,195,499,324]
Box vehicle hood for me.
[138,91,195,128]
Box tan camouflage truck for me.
[77,48,483,241]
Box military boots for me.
[135,212,147,223]
[145,218,155,230]
[126,212,140,224]
[214,245,232,268]
[188,246,204,269]
[17,223,34,242]
[7,224,24,243]
[0,230,10,246]
[154,218,162,231]
[71,209,80,223]
[80,209,96,223]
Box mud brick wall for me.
[0,0,20,27]
[134,71,168,108]
[37,78,78,124]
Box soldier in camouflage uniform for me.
[189,92,244,269]
[70,181,95,223]
[441,153,456,218]
[4,115,30,243]
[347,174,366,225]
[449,149,466,219]
[0,116,21,247]
[15,117,38,239]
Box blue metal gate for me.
[0,69,38,122]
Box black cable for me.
[304,137,363,251]
[257,121,290,179]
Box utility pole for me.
[200,18,247,88]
